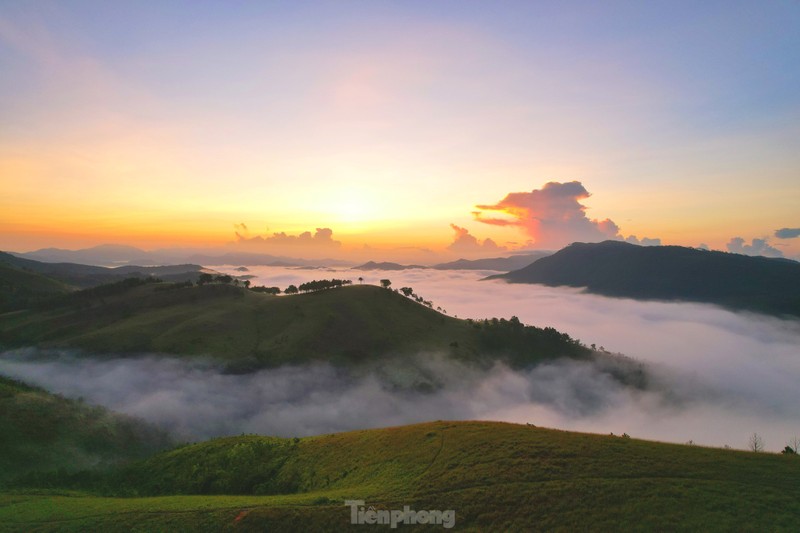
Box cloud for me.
[236,227,341,248]
[4,266,800,451]
[474,181,621,249]
[3,349,656,441]
[625,235,662,246]
[775,228,800,239]
[210,265,800,450]
[446,224,506,254]
[726,237,783,258]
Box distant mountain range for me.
[12,245,352,268]
[490,240,800,317]
[352,252,552,271]
[433,252,551,271]
[15,244,552,272]
[351,261,427,270]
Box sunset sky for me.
[1,1,799,260]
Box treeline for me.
[397,286,440,312]
[250,279,353,295]
[468,316,590,366]
[46,277,163,310]
[297,279,352,292]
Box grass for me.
[2,420,799,531]
[0,263,71,312]
[0,375,172,484]
[0,283,595,372]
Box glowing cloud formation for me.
[236,227,341,249]
[474,181,620,249]
[446,224,505,255]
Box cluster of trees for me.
[197,274,448,318]
[470,316,590,365]
[63,277,163,309]
[197,273,238,286]
[196,274,358,296]
[749,433,800,455]
[295,279,352,293]
[398,286,439,311]
[250,286,281,295]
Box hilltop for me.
[0,374,171,483]
[0,251,211,289]
[491,240,800,317]
[4,420,799,531]
[0,282,604,375]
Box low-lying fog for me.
[2,266,799,452]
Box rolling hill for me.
[0,282,601,376]
[0,251,211,289]
[3,420,799,531]
[0,375,171,484]
[0,262,72,312]
[491,240,800,317]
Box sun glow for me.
[314,188,385,229]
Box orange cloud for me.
[447,224,506,255]
[474,181,620,249]
[236,227,341,248]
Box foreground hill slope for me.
[493,240,800,317]
[0,375,171,483]
[0,283,594,372]
[3,420,799,531]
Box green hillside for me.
[493,240,800,317]
[3,420,799,531]
[0,282,596,373]
[0,250,209,289]
[0,375,171,484]
[0,262,71,312]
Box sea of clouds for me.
[2,266,799,451]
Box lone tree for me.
[380,279,392,289]
[358,277,364,284]
[748,432,765,453]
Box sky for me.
[1,1,799,259]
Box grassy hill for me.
[492,240,800,317]
[0,282,597,374]
[0,375,171,484]
[3,420,799,531]
[0,250,209,289]
[0,262,71,312]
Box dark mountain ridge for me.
[491,240,800,317]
